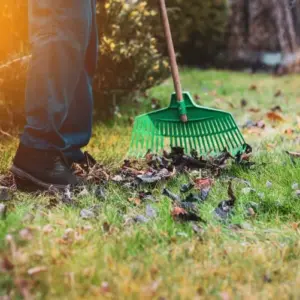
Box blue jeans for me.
[21,0,98,162]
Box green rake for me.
[128,0,248,158]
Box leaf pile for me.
[101,146,253,188]
[0,147,252,223]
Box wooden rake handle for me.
[158,0,187,122]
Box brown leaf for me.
[291,222,300,230]
[249,84,257,91]
[274,90,282,98]
[27,266,48,276]
[240,153,252,161]
[122,166,145,175]
[284,128,294,135]
[128,198,141,206]
[171,207,188,217]
[102,222,111,233]
[194,178,214,189]
[271,105,282,112]
[248,108,260,113]
[266,112,284,122]
[194,94,200,101]
[1,256,14,271]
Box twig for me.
[0,129,14,138]
[286,151,300,158]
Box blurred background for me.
[1,0,300,129]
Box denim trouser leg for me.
[21,0,98,162]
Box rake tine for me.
[179,123,184,148]
[183,124,188,152]
[155,123,160,153]
[230,116,245,145]
[207,120,218,153]
[205,122,212,153]
[221,118,235,150]
[191,122,198,152]
[186,123,193,154]
[189,122,198,152]
[199,122,208,153]
[224,117,239,149]
[215,119,227,150]
[211,119,222,152]
[145,120,150,152]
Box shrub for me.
[149,0,228,66]
[94,0,169,119]
[95,0,169,91]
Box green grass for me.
[1,69,300,299]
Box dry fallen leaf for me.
[286,151,300,158]
[245,127,262,135]
[274,90,282,98]
[171,207,188,217]
[194,178,214,189]
[266,143,277,151]
[1,256,14,272]
[248,108,260,113]
[194,94,200,101]
[27,266,48,276]
[43,224,54,234]
[128,198,141,206]
[284,128,294,135]
[249,84,257,91]
[291,222,300,230]
[266,112,284,122]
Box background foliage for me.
[150,0,228,66]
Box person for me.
[11,0,98,189]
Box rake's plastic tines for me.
[129,92,247,158]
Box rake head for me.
[128,92,247,158]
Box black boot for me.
[11,144,79,190]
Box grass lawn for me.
[1,69,300,299]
